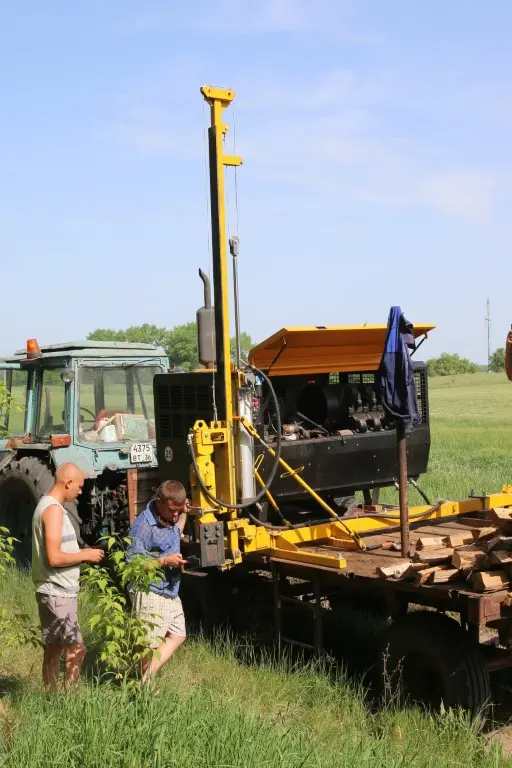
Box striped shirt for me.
[32,495,80,597]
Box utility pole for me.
[486,298,491,372]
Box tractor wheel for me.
[378,611,490,718]
[0,456,55,566]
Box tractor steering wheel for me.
[80,406,96,422]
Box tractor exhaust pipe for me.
[197,269,216,369]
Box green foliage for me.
[489,347,506,373]
[426,353,480,376]
[88,322,254,372]
[0,379,25,436]
[0,527,41,650]
[81,536,164,684]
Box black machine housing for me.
[154,363,430,519]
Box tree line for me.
[427,349,505,376]
[87,322,254,372]
[87,323,508,377]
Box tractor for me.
[0,338,169,562]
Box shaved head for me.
[56,463,85,484]
[55,463,85,502]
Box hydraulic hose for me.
[187,364,282,511]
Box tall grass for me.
[0,373,511,765]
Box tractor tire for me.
[378,611,490,718]
[0,456,55,566]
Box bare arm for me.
[42,505,103,567]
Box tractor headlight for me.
[60,368,75,383]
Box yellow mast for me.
[200,86,242,505]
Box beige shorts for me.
[130,592,186,647]
[36,592,83,647]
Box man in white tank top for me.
[32,462,104,690]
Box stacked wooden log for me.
[376,507,512,592]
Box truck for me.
[149,85,512,717]
[0,339,169,562]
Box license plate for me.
[130,443,154,464]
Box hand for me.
[183,499,190,514]
[161,553,186,568]
[82,548,104,564]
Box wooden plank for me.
[413,548,454,565]
[451,546,489,571]
[470,570,509,593]
[416,536,445,550]
[443,533,474,548]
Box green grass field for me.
[0,372,511,766]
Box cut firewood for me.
[416,536,445,550]
[414,566,442,585]
[377,561,411,579]
[490,550,512,566]
[488,508,512,527]
[451,546,489,571]
[396,562,428,581]
[470,570,509,593]
[429,568,460,584]
[485,536,512,553]
[471,527,497,542]
[443,533,474,548]
[413,548,454,565]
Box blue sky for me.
[1,0,511,362]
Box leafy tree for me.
[88,323,254,372]
[489,347,506,373]
[427,353,479,376]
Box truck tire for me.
[0,457,54,566]
[379,611,490,718]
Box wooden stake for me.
[397,423,409,558]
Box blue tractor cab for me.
[0,339,170,562]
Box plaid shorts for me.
[130,591,186,647]
[36,592,83,646]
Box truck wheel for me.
[379,611,490,718]
[0,457,54,566]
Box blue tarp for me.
[378,306,420,433]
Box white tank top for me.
[32,495,80,597]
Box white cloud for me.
[420,171,497,219]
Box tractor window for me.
[38,370,67,436]
[79,366,161,443]
[0,369,28,437]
